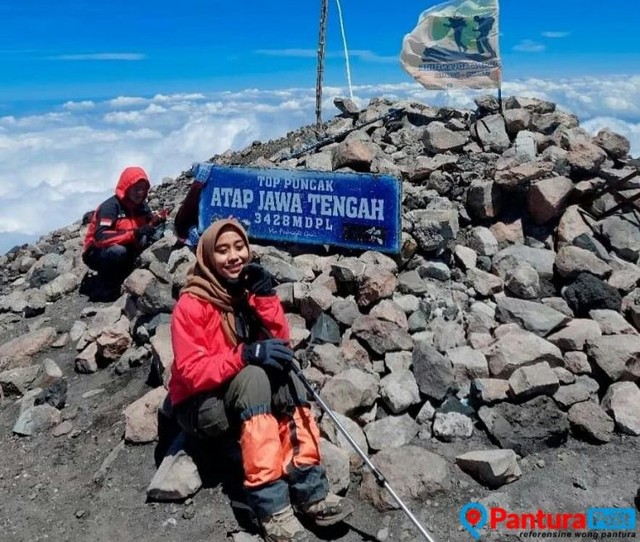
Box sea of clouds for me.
[0,75,639,253]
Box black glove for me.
[241,263,275,296]
[135,224,156,241]
[242,339,294,372]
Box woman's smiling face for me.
[213,227,249,279]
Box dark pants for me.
[174,365,329,519]
[83,244,137,283]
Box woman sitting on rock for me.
[168,218,353,542]
[82,166,167,298]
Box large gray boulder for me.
[567,401,615,443]
[478,396,569,456]
[496,296,570,336]
[412,341,455,401]
[597,214,640,262]
[320,369,380,416]
[456,449,522,488]
[483,328,563,378]
[359,445,449,511]
[586,334,640,381]
[601,382,640,435]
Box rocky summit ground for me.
[0,95,639,542]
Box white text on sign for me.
[210,187,384,220]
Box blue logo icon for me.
[460,502,488,540]
[587,507,636,530]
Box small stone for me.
[572,477,588,490]
[82,388,105,399]
[52,421,73,437]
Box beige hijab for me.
[181,219,251,345]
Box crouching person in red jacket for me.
[168,219,353,542]
[82,166,166,296]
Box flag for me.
[400,0,501,90]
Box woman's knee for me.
[237,365,271,387]
[227,365,272,415]
[102,244,131,262]
[272,373,310,413]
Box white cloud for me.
[108,96,149,108]
[62,100,95,111]
[0,112,69,130]
[603,96,635,112]
[103,104,169,125]
[107,94,206,109]
[1,75,639,253]
[513,40,546,53]
[501,76,640,120]
[541,31,570,38]
[149,93,207,103]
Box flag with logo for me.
[400,0,501,90]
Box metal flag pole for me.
[315,0,329,130]
[496,0,503,114]
[290,364,439,542]
[334,0,354,100]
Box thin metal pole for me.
[291,365,438,542]
[315,0,328,130]
[334,0,353,100]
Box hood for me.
[115,166,150,200]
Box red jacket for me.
[82,167,153,253]
[168,292,290,406]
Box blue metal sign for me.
[198,165,402,253]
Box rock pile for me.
[0,94,639,512]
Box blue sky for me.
[1,0,638,111]
[0,0,639,253]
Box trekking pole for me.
[290,364,438,542]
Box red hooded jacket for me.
[168,292,290,406]
[82,166,153,253]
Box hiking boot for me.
[298,492,354,527]
[261,505,309,542]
